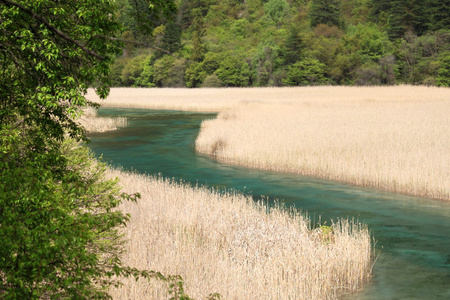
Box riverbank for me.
[80,104,373,298]
[87,86,450,201]
[78,106,127,133]
[106,169,371,299]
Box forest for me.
[112,0,450,87]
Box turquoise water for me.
[89,108,450,299]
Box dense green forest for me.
[112,0,450,87]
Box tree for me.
[152,55,187,87]
[386,0,407,39]
[190,9,207,62]
[185,52,222,88]
[215,55,252,87]
[282,25,305,66]
[0,0,179,298]
[160,20,183,55]
[251,39,284,86]
[127,0,177,38]
[428,0,450,31]
[370,0,433,39]
[344,23,392,62]
[0,0,122,141]
[309,0,342,28]
[263,0,290,26]
[436,51,450,86]
[282,57,328,86]
[0,135,139,298]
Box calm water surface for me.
[89,108,450,299]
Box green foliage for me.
[344,23,392,61]
[252,40,284,86]
[319,225,335,244]
[190,7,207,62]
[152,55,187,87]
[230,19,251,40]
[428,0,450,32]
[354,62,382,85]
[120,54,147,86]
[185,52,222,87]
[369,0,448,39]
[135,54,157,87]
[109,0,450,87]
[320,225,334,236]
[436,51,450,87]
[309,0,342,28]
[386,0,407,39]
[328,53,355,84]
[0,130,137,298]
[282,25,305,65]
[282,57,328,86]
[340,0,371,25]
[160,21,183,55]
[264,0,290,26]
[0,0,188,298]
[215,54,252,87]
[126,0,177,37]
[201,74,224,87]
[0,0,122,141]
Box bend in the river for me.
[88,108,450,300]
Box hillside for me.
[112,0,450,87]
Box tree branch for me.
[0,0,105,60]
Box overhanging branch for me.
[0,0,105,60]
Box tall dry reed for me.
[86,86,450,113]
[78,106,127,133]
[193,88,450,201]
[107,169,372,299]
[84,87,383,298]
[87,86,450,200]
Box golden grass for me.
[78,106,127,133]
[83,85,448,297]
[107,169,372,299]
[87,85,450,201]
[86,86,450,113]
[195,89,450,201]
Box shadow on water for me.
[89,108,450,300]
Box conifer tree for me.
[283,25,305,65]
[191,8,207,62]
[387,0,406,39]
[428,0,450,31]
[309,0,342,28]
[160,20,183,55]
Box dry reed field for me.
[78,106,127,133]
[195,87,450,201]
[87,85,450,201]
[83,85,448,298]
[106,169,372,299]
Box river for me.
[88,108,450,299]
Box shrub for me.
[215,55,251,87]
[201,74,224,87]
[0,132,137,298]
[436,51,450,87]
[282,58,327,86]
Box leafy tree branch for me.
[0,0,105,60]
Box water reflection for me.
[89,108,450,300]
